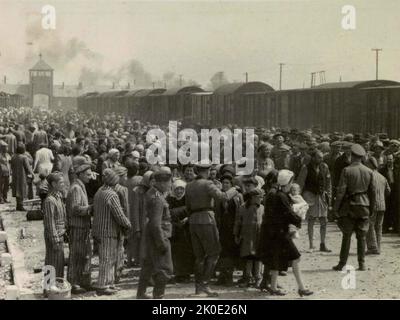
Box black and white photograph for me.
[0,0,399,305]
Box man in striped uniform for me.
[43,172,67,279]
[113,166,130,283]
[93,168,132,296]
[66,159,93,294]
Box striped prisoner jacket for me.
[43,191,66,243]
[93,185,132,239]
[66,179,91,229]
[113,183,130,218]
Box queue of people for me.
[0,106,397,298]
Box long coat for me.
[234,204,264,258]
[215,190,243,259]
[258,189,302,271]
[143,187,173,279]
[11,153,33,199]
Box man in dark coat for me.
[333,144,376,271]
[136,167,173,299]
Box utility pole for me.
[279,63,285,90]
[244,72,248,83]
[318,71,326,84]
[310,72,315,88]
[152,82,155,89]
[179,74,183,86]
[371,48,382,80]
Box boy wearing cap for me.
[137,167,173,299]
[66,160,93,294]
[333,144,376,271]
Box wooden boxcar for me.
[121,90,143,116]
[158,86,204,124]
[190,92,213,126]
[262,80,399,132]
[212,82,274,127]
[364,85,400,138]
[136,88,166,122]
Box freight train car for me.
[261,80,399,132]
[135,88,166,122]
[190,92,213,126]
[364,85,400,138]
[212,82,275,127]
[157,86,204,125]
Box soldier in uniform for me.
[185,161,238,297]
[136,167,173,299]
[332,144,376,271]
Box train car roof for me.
[99,90,128,97]
[214,81,274,95]
[78,92,99,98]
[162,86,204,96]
[361,85,400,90]
[313,80,400,89]
[191,91,213,95]
[124,89,146,97]
[138,88,167,96]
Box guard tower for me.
[29,53,53,108]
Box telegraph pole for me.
[244,72,248,83]
[179,74,183,86]
[279,63,285,90]
[371,48,382,80]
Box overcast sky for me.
[1,0,399,89]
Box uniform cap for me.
[350,144,366,157]
[153,166,172,181]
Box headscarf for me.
[172,179,186,200]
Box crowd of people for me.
[0,106,399,298]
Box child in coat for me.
[234,188,264,288]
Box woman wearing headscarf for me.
[259,169,313,297]
[167,179,194,283]
[214,173,243,286]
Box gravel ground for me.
[3,207,400,300]
[0,241,13,300]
